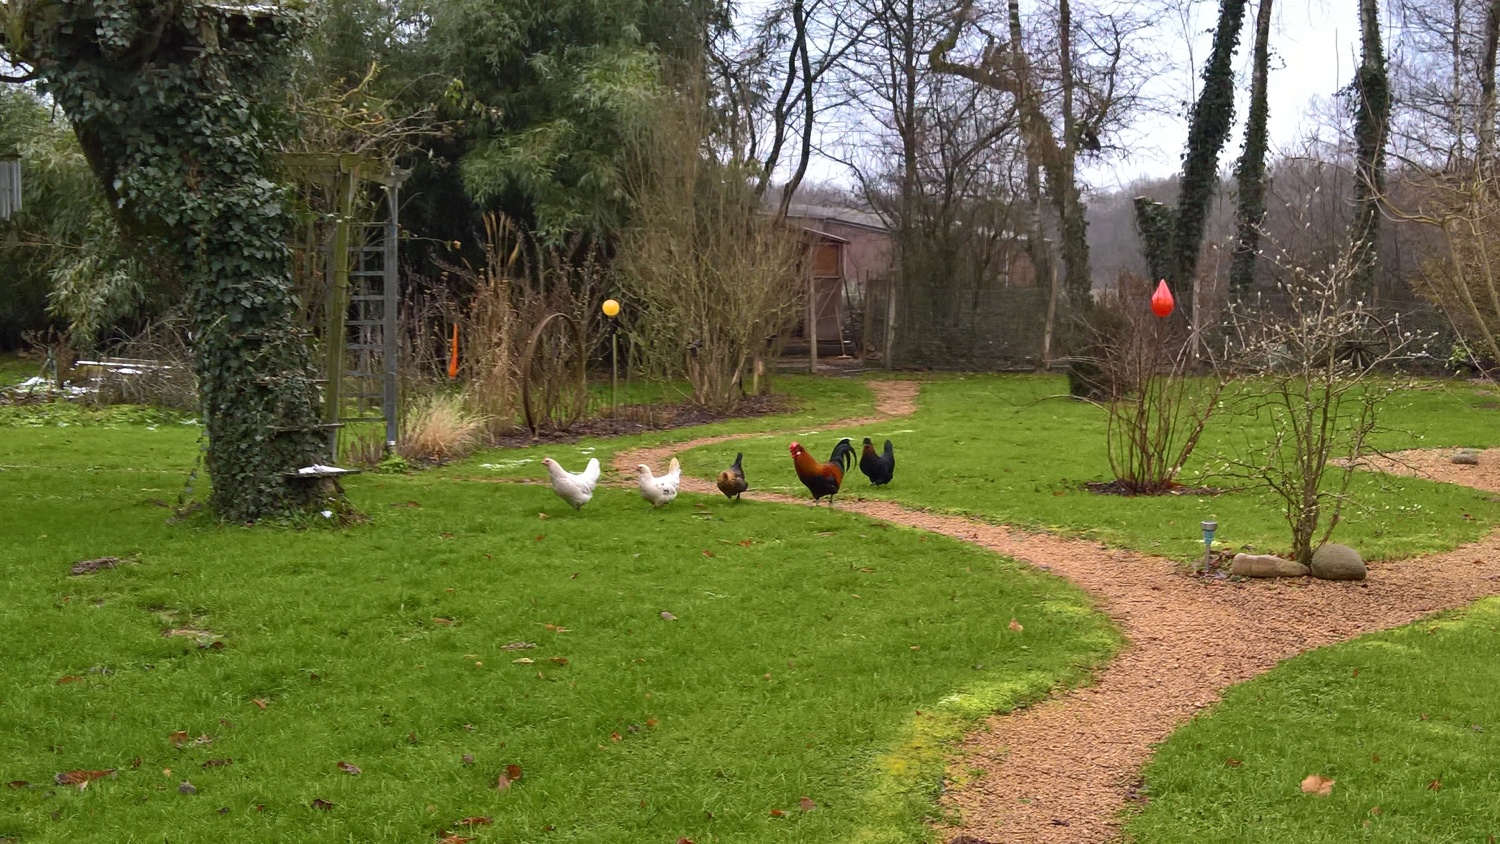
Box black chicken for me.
[858,437,895,485]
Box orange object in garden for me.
[447,324,459,379]
[1150,279,1175,318]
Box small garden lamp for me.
[602,299,621,414]
[1200,519,1218,572]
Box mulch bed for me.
[487,394,793,448]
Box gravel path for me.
[611,382,1500,844]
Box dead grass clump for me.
[398,392,485,464]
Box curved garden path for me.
[612,382,1500,844]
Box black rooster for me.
[858,437,895,485]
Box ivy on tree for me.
[4,0,330,522]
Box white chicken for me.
[636,457,681,508]
[542,457,601,511]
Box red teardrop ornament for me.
[1150,279,1175,318]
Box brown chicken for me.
[716,452,748,501]
[789,438,855,504]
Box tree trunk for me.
[13,0,329,523]
[1230,0,1275,295]
[1350,0,1390,294]
[1478,0,1500,163]
[1170,0,1249,319]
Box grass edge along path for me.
[614,380,1500,843]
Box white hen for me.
[542,457,601,510]
[636,457,681,508]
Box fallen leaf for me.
[702,549,716,558]
[611,732,623,742]
[56,675,84,685]
[461,754,475,766]
[437,836,473,844]
[455,816,493,827]
[1370,806,1382,815]
[1428,778,1442,791]
[769,808,786,818]
[549,657,569,666]
[512,657,535,665]
[251,698,268,709]
[506,764,523,781]
[538,513,550,520]
[798,796,816,812]
[815,531,836,537]
[534,534,544,541]
[69,556,123,575]
[441,532,455,539]
[661,611,677,621]
[201,759,231,768]
[646,718,658,728]
[336,761,361,775]
[543,623,569,633]
[6,781,28,789]
[130,757,142,769]
[1009,618,1024,632]
[432,617,454,626]
[1224,758,1242,768]
[501,642,536,650]
[1371,754,1380,763]
[738,539,754,547]
[178,781,196,794]
[169,731,190,747]
[677,838,696,844]
[494,772,514,791]
[1300,774,1335,796]
[311,798,334,811]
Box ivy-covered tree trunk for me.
[1230,0,1274,295]
[1133,0,1248,320]
[1349,0,1389,295]
[6,0,330,523]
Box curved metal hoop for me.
[520,312,588,437]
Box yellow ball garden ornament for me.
[602,299,621,318]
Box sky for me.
[1082,0,1360,193]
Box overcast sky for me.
[1082,0,1359,193]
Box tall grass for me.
[398,391,485,463]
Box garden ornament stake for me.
[1201,520,1218,572]
[602,299,621,415]
[1151,279,1175,318]
[447,324,459,379]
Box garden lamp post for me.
[602,299,621,415]
[1201,519,1217,573]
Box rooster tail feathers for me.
[668,457,681,475]
[829,437,855,472]
[581,458,601,485]
[730,452,743,472]
[883,440,895,462]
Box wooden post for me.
[808,273,818,374]
[1040,258,1060,370]
[861,273,874,361]
[882,277,897,370]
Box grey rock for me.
[1311,543,1367,581]
[1452,449,1480,465]
[1231,553,1310,578]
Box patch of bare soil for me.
[609,382,1500,844]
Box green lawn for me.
[1124,597,1500,843]
[677,375,1500,563]
[0,388,1117,844]
[7,371,1500,844]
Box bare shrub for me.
[398,392,485,464]
[88,315,199,410]
[1221,245,1421,565]
[422,215,605,439]
[1396,167,1500,371]
[1075,273,1228,495]
[617,85,805,412]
